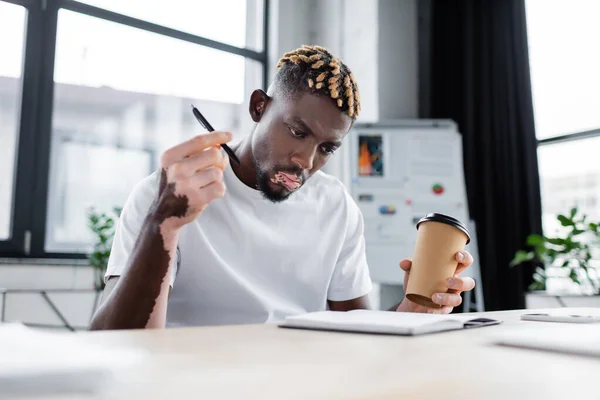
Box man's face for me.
[250,91,353,203]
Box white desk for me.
[66,308,600,399]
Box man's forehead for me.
[283,92,352,133]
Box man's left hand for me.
[396,251,476,314]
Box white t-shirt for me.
[106,165,372,327]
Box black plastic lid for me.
[416,213,471,244]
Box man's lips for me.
[271,172,302,191]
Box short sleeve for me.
[327,191,373,301]
[105,172,179,287]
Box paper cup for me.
[405,213,471,308]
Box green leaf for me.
[570,207,578,218]
[526,234,545,246]
[510,250,535,267]
[546,248,558,258]
[87,205,119,267]
[571,229,585,236]
[569,269,581,285]
[562,260,570,267]
[557,214,572,226]
[546,238,565,246]
[529,281,546,291]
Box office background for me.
[0,0,599,328]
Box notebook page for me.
[286,310,469,328]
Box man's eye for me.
[288,126,305,138]
[321,146,336,155]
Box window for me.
[537,137,600,234]
[47,10,260,252]
[0,0,267,257]
[527,0,600,139]
[0,2,26,240]
[526,0,600,234]
[77,0,265,51]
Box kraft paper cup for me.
[405,213,471,308]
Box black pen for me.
[191,104,240,165]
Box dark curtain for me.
[418,0,543,310]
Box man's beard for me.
[255,167,293,203]
[254,159,304,203]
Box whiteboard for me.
[347,120,471,284]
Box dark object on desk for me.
[463,317,501,328]
[191,104,240,165]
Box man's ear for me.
[249,89,270,122]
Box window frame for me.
[0,0,269,259]
[538,127,600,146]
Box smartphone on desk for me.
[521,313,600,323]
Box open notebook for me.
[279,310,501,336]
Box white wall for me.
[267,0,313,84]
[339,0,381,123]
[0,90,19,240]
[378,0,418,119]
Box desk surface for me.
[71,308,600,399]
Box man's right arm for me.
[88,209,181,330]
[89,131,232,330]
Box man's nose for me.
[291,145,317,171]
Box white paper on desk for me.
[493,324,600,357]
[0,322,146,397]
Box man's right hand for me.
[152,131,232,230]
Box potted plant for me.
[87,207,121,291]
[511,207,600,297]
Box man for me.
[90,45,475,330]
